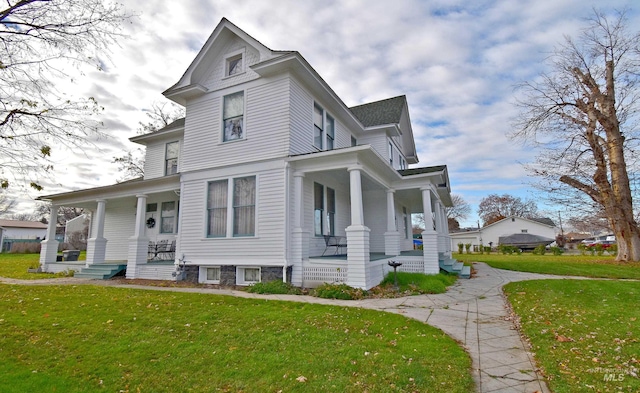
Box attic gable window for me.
[223,91,244,142]
[227,54,243,76]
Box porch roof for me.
[36,174,181,207]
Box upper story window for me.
[223,91,244,142]
[389,142,394,166]
[313,103,335,151]
[165,141,179,175]
[351,136,357,147]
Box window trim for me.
[222,91,245,143]
[236,266,261,286]
[200,266,221,284]
[160,201,177,234]
[206,175,257,238]
[313,102,335,151]
[164,141,179,175]
[223,48,246,77]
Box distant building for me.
[450,216,557,250]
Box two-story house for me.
[37,18,462,289]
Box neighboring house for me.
[0,219,48,252]
[0,219,48,239]
[450,216,557,251]
[37,18,455,289]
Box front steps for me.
[439,257,471,279]
[74,264,127,279]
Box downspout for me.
[283,161,290,283]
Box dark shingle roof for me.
[530,217,556,227]
[349,95,406,127]
[398,166,446,176]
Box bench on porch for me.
[148,240,176,261]
[322,235,347,256]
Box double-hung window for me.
[314,183,335,236]
[314,182,324,236]
[165,141,179,175]
[223,92,244,142]
[389,142,394,166]
[160,201,176,234]
[313,103,335,151]
[207,176,256,237]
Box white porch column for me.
[346,166,371,289]
[39,204,59,272]
[421,187,439,274]
[384,189,400,256]
[86,199,107,266]
[440,203,452,256]
[291,172,309,286]
[127,194,149,279]
[434,200,446,254]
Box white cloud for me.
[7,0,639,223]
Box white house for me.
[37,18,461,288]
[450,216,557,251]
[0,219,48,240]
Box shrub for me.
[532,244,546,255]
[549,246,564,256]
[246,280,302,295]
[594,243,605,256]
[313,283,366,300]
[608,244,618,254]
[464,243,472,254]
[483,246,492,254]
[457,243,464,253]
[379,272,456,295]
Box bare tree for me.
[445,194,471,222]
[0,190,17,216]
[34,203,84,225]
[512,9,640,261]
[478,194,538,226]
[113,101,185,182]
[0,0,131,190]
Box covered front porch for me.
[37,175,181,280]
[287,146,454,289]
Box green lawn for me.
[454,252,640,279]
[0,252,84,280]
[0,284,474,392]
[504,280,640,393]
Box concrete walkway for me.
[1,262,578,392]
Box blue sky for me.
[15,0,640,227]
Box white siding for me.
[363,189,387,253]
[289,78,313,155]
[181,77,290,173]
[102,200,136,261]
[178,162,287,266]
[202,36,262,91]
[144,139,183,180]
[358,130,389,161]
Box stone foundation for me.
[179,265,294,285]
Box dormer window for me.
[226,54,243,76]
[223,91,244,142]
[165,141,179,175]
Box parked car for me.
[588,240,616,249]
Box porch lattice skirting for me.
[302,267,348,285]
[395,258,424,273]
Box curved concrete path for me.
[1,262,579,392]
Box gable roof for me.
[349,96,406,127]
[0,219,47,229]
[163,18,292,104]
[529,217,556,226]
[484,216,557,230]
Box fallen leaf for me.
[296,376,307,383]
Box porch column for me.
[384,189,400,256]
[86,199,107,266]
[291,172,309,286]
[440,202,452,256]
[39,204,59,272]
[127,194,149,279]
[434,200,446,254]
[346,166,371,289]
[421,187,439,274]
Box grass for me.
[0,284,473,392]
[379,272,457,295]
[0,253,77,280]
[504,280,640,393]
[453,252,640,279]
